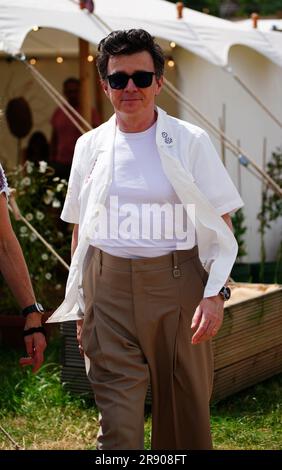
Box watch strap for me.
[22,302,44,317]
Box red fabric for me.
[80,0,94,13]
[50,107,101,165]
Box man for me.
[48,29,243,450]
[50,77,101,179]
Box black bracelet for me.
[23,326,46,338]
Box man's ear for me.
[155,75,164,97]
[101,79,109,98]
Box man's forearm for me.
[71,224,79,258]
[0,234,35,308]
[221,213,233,232]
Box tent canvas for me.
[1,0,282,67]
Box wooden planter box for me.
[60,284,282,402]
[212,284,282,401]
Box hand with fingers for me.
[191,295,224,345]
[19,312,47,373]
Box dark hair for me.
[96,29,165,80]
[26,131,49,163]
[63,77,80,88]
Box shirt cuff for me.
[60,212,79,224]
[215,198,244,216]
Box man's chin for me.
[120,101,143,112]
[121,99,142,105]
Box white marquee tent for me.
[1,0,282,66]
[0,0,281,264]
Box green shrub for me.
[0,161,71,312]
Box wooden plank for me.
[212,345,282,401]
[61,322,77,336]
[213,317,282,369]
[61,367,92,394]
[218,290,281,338]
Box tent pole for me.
[163,78,282,197]
[93,57,103,122]
[259,137,267,281]
[223,67,282,130]
[79,38,92,129]
[25,61,91,132]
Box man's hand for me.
[19,313,47,373]
[76,319,84,357]
[191,295,224,344]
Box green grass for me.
[0,338,281,450]
[0,338,98,450]
[210,378,281,450]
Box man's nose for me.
[124,77,138,91]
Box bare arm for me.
[71,223,79,258]
[0,194,46,372]
[0,194,36,307]
[191,212,233,345]
[221,212,233,232]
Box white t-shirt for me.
[89,123,195,258]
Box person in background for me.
[50,77,101,179]
[24,131,50,165]
[0,163,46,372]
[47,29,244,449]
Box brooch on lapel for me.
[161,132,173,144]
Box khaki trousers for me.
[81,246,213,450]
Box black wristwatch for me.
[219,286,231,301]
[22,302,45,317]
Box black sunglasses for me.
[107,71,155,90]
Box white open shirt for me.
[47,107,243,323]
